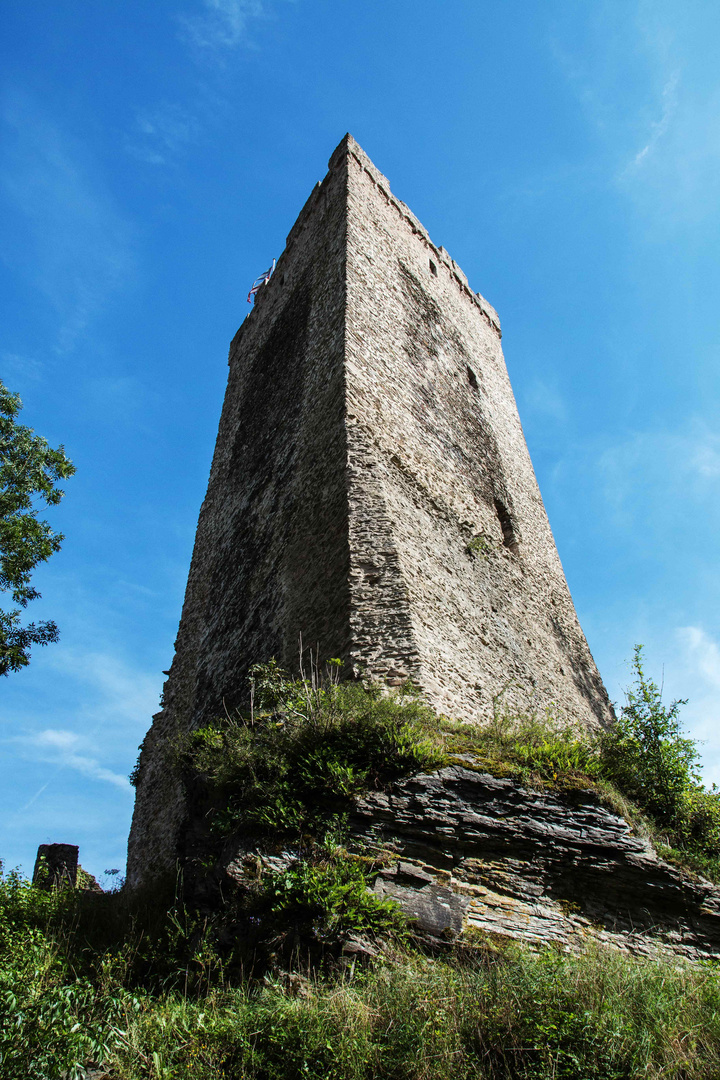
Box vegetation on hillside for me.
[171,657,444,858]
[4,646,720,1077]
[4,861,720,1079]
[173,646,720,883]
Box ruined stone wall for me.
[343,139,611,728]
[127,135,612,889]
[127,154,353,888]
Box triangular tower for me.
[127,135,612,889]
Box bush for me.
[5,903,720,1080]
[601,646,697,824]
[249,858,409,951]
[183,660,444,844]
[600,645,720,869]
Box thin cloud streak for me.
[622,69,679,174]
[44,649,161,727]
[11,729,132,794]
[0,93,136,352]
[551,5,720,225]
[179,0,265,54]
[129,0,272,166]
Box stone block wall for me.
[127,135,612,890]
[343,138,611,727]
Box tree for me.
[601,644,696,829]
[0,380,75,675]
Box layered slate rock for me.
[128,136,612,890]
[217,766,720,961]
[350,766,720,960]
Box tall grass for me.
[3,864,720,1080]
[7,649,720,1076]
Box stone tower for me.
[127,135,612,889]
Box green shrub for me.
[183,649,720,883]
[183,661,444,844]
[600,645,720,870]
[466,533,492,558]
[8,642,720,1077]
[601,646,697,824]
[250,858,409,949]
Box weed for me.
[181,662,444,849]
[466,533,492,559]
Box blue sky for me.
[1,0,719,882]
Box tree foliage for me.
[0,380,75,676]
[601,645,696,825]
[600,645,720,862]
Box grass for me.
[7,650,720,1076]
[3,863,720,1080]
[104,949,720,1079]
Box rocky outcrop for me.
[348,764,720,960]
[222,763,720,962]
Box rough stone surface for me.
[33,843,78,889]
[350,766,720,960]
[127,134,612,889]
[219,767,720,961]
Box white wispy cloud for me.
[179,0,265,54]
[691,437,720,480]
[128,0,272,165]
[46,649,161,727]
[677,626,720,692]
[595,420,720,527]
[2,646,160,841]
[622,69,679,174]
[0,92,136,353]
[551,5,720,225]
[12,729,131,798]
[127,102,200,166]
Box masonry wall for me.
[127,135,612,889]
[127,156,352,888]
[343,139,611,728]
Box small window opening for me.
[467,366,478,390]
[429,259,437,276]
[494,498,519,553]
